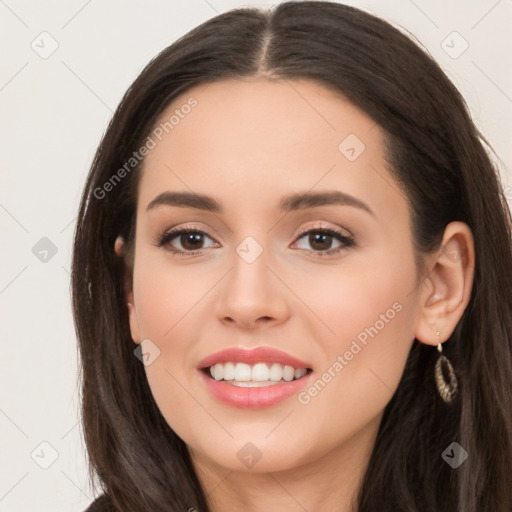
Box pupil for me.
[310,232,331,250]
[182,233,202,250]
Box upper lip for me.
[197,347,312,369]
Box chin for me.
[185,429,317,475]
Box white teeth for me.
[294,368,307,379]
[213,363,223,381]
[283,365,295,381]
[223,362,235,380]
[252,362,270,381]
[231,380,277,388]
[234,362,251,381]
[269,363,283,381]
[206,362,309,383]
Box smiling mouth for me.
[203,361,312,387]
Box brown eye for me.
[307,231,335,251]
[157,228,217,255]
[177,232,205,251]
[293,227,355,256]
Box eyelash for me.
[154,225,355,257]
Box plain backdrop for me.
[1,1,511,510]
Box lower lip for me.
[199,370,313,409]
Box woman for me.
[73,1,512,511]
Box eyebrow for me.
[146,190,375,217]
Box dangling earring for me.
[434,330,458,403]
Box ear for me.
[114,235,141,345]
[414,221,475,345]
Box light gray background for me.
[1,1,511,510]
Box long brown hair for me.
[71,2,512,510]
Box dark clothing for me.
[84,494,109,512]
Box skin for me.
[115,77,474,512]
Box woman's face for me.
[124,77,426,474]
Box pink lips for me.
[197,346,311,369]
[197,346,313,409]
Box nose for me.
[214,246,290,330]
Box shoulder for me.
[83,494,111,512]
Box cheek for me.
[133,253,212,342]
[293,300,415,464]
[131,254,214,425]
[302,248,415,354]
[297,253,417,430]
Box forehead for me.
[136,77,403,220]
